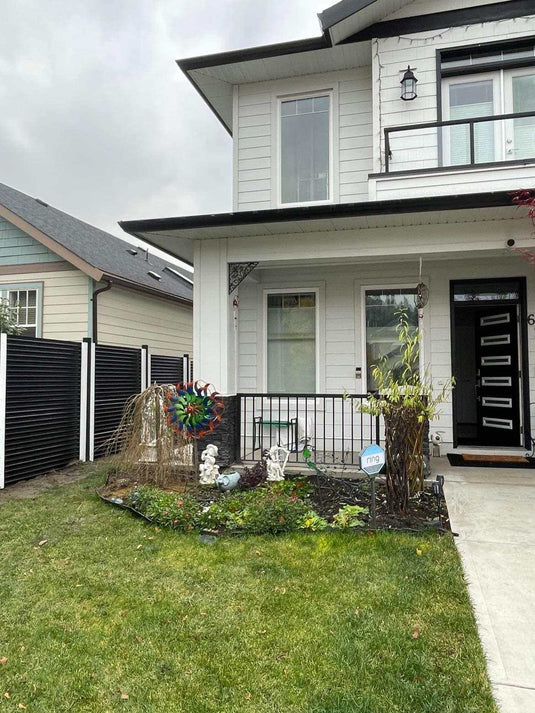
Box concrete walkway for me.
[440,458,535,713]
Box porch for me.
[237,392,381,466]
[123,193,535,459]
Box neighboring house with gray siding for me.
[0,182,193,355]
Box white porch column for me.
[193,238,235,395]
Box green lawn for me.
[0,467,496,713]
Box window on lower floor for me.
[0,286,40,336]
[266,291,316,393]
[365,288,418,391]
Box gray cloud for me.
[1,0,327,267]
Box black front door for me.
[476,306,521,446]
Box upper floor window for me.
[0,285,41,337]
[280,94,331,205]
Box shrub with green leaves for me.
[267,475,313,499]
[127,484,313,535]
[299,511,329,531]
[332,504,368,529]
[127,486,202,531]
[199,488,310,534]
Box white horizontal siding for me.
[339,69,373,203]
[374,164,535,201]
[236,84,272,211]
[97,286,193,357]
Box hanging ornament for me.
[416,258,429,319]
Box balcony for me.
[384,111,535,174]
[369,111,535,203]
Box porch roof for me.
[119,190,521,266]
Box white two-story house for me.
[122,0,535,466]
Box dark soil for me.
[308,471,449,531]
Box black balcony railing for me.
[384,110,535,173]
[238,393,381,466]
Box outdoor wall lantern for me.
[400,66,418,101]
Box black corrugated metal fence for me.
[94,344,142,457]
[4,336,81,485]
[0,336,192,487]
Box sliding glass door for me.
[442,73,500,166]
[442,68,535,166]
[504,68,535,160]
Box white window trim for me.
[262,286,322,394]
[0,281,43,338]
[276,89,335,209]
[360,283,425,394]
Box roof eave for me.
[101,273,192,307]
[0,203,104,282]
[120,190,519,237]
[176,35,332,135]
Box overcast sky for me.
[1,0,327,266]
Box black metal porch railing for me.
[238,393,381,466]
[384,110,535,173]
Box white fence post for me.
[88,340,95,461]
[141,345,149,391]
[80,338,95,462]
[79,340,88,462]
[0,333,7,488]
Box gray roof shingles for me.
[0,182,192,303]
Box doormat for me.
[447,453,535,468]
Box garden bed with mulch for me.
[306,470,449,531]
[98,464,449,534]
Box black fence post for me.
[235,394,242,464]
[375,414,381,445]
[183,353,190,382]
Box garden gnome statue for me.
[266,445,289,482]
[199,444,220,485]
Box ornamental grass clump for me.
[361,311,453,514]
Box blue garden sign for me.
[360,444,385,476]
